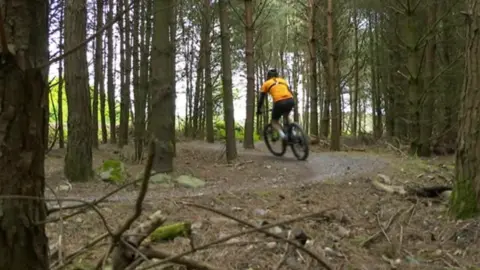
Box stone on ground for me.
[98,159,126,184]
[175,175,206,188]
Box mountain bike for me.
[260,109,309,160]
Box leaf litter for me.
[44,142,479,269]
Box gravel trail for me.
[46,141,390,208]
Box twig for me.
[139,247,221,270]
[361,209,402,247]
[50,233,109,270]
[0,195,114,235]
[397,225,403,257]
[274,230,293,270]
[47,178,142,215]
[45,183,64,265]
[136,207,335,270]
[376,213,391,244]
[96,141,156,269]
[114,141,155,238]
[183,203,334,270]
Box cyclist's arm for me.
[257,82,269,113]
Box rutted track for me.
[45,141,390,208]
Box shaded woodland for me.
[0,0,480,269]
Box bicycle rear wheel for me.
[263,123,287,156]
[287,123,309,160]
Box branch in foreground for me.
[96,141,155,269]
[185,203,334,270]
[137,205,336,270]
[112,210,166,269]
[138,246,221,270]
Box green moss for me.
[449,177,479,219]
[98,159,126,184]
[150,222,192,242]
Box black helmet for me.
[266,68,278,79]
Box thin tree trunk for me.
[92,0,104,148]
[308,0,319,137]
[204,0,214,143]
[107,0,116,143]
[58,4,65,148]
[327,0,340,150]
[119,0,131,147]
[64,0,93,181]
[352,0,359,138]
[418,2,436,157]
[219,0,238,162]
[243,0,255,148]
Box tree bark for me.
[119,0,131,147]
[107,0,116,143]
[352,0,359,138]
[243,0,255,149]
[92,0,104,148]
[134,0,149,160]
[64,0,93,182]
[0,1,50,268]
[204,0,214,143]
[450,0,480,219]
[219,0,238,162]
[418,1,436,157]
[327,0,340,150]
[151,0,175,172]
[58,4,65,148]
[308,0,319,137]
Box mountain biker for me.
[256,68,295,142]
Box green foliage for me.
[48,77,121,132]
[213,117,260,142]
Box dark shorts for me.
[272,98,295,121]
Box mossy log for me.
[150,222,192,242]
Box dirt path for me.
[46,141,390,208]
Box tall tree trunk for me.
[219,0,238,162]
[119,0,131,147]
[352,0,359,138]
[0,0,50,268]
[135,0,152,160]
[327,0,340,150]
[418,2,436,157]
[243,0,255,148]
[292,50,300,122]
[129,2,139,148]
[450,0,480,219]
[151,0,175,172]
[107,0,116,143]
[308,0,319,137]
[193,37,205,138]
[92,0,104,148]
[204,0,214,143]
[169,2,177,155]
[58,4,65,148]
[64,0,93,181]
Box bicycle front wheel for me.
[288,123,309,160]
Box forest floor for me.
[44,139,480,270]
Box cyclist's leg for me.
[281,98,295,139]
[271,100,286,140]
